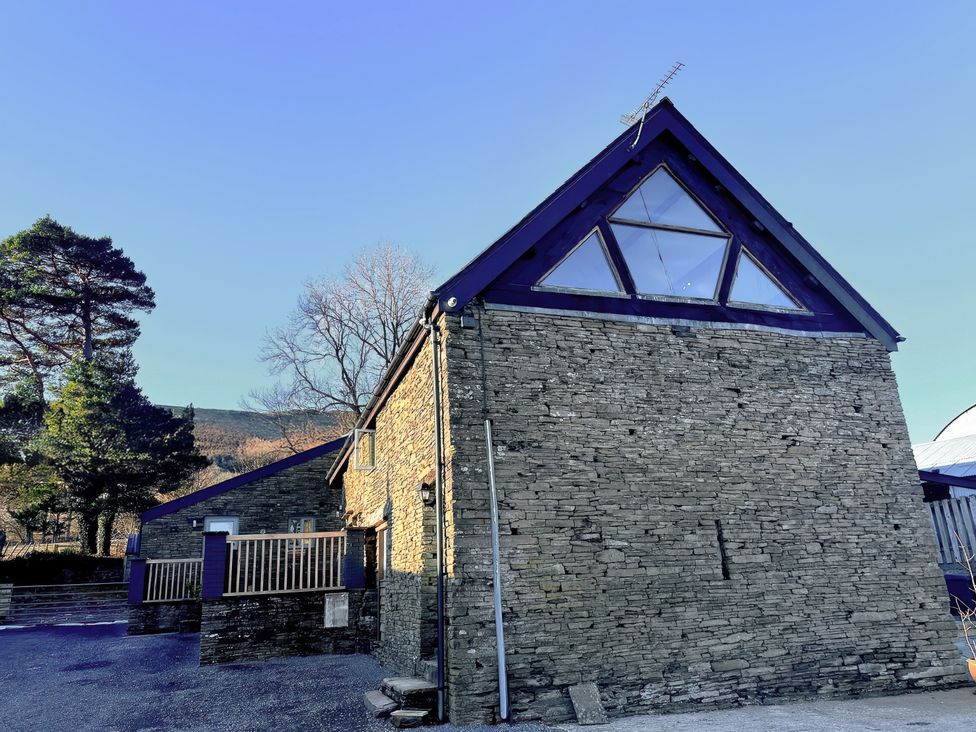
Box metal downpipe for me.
[484,418,510,721]
[428,319,447,722]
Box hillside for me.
[161,406,338,441]
[161,406,343,480]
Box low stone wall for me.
[199,589,376,665]
[128,600,201,635]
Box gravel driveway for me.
[0,624,542,732]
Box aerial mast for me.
[621,62,685,149]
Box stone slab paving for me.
[550,688,976,732]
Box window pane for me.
[539,231,621,292]
[612,224,726,299]
[204,517,238,534]
[612,168,723,234]
[729,252,801,310]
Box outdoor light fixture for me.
[419,481,436,507]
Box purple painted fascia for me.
[141,435,347,524]
[433,97,901,351]
[918,469,976,491]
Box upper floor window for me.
[608,166,730,302]
[728,248,804,312]
[354,429,375,470]
[535,228,624,295]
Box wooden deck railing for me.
[144,558,203,602]
[224,531,346,596]
[928,495,976,564]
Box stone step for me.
[417,658,437,685]
[389,709,430,728]
[364,690,399,719]
[380,677,437,710]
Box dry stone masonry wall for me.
[441,306,964,724]
[340,336,454,675]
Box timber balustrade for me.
[144,558,203,602]
[928,495,976,564]
[223,531,347,596]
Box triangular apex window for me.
[612,167,723,233]
[729,249,805,311]
[537,229,624,294]
[609,166,730,300]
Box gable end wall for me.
[139,450,342,560]
[442,306,963,724]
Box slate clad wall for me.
[199,589,376,664]
[139,450,342,560]
[441,306,964,724]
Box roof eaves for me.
[919,469,976,491]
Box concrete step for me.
[380,676,437,710]
[417,658,437,685]
[389,709,430,728]
[364,690,398,719]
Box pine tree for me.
[0,217,155,395]
[40,356,207,555]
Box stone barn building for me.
[328,99,964,724]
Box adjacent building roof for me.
[142,435,347,523]
[914,435,976,479]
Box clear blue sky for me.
[1,1,974,443]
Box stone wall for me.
[339,336,451,675]
[140,449,342,560]
[199,589,375,664]
[440,306,965,723]
[128,600,201,635]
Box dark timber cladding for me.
[328,98,962,724]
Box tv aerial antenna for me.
[621,62,684,149]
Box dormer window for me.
[608,166,730,302]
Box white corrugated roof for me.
[913,434,976,477]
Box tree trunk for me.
[82,301,93,361]
[77,513,99,555]
[97,511,116,557]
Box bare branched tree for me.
[248,243,434,450]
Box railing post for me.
[343,528,366,589]
[127,558,147,606]
[202,532,229,600]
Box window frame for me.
[203,515,239,535]
[726,247,810,315]
[375,521,389,582]
[354,428,376,471]
[606,163,732,305]
[532,227,629,298]
[288,516,317,534]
